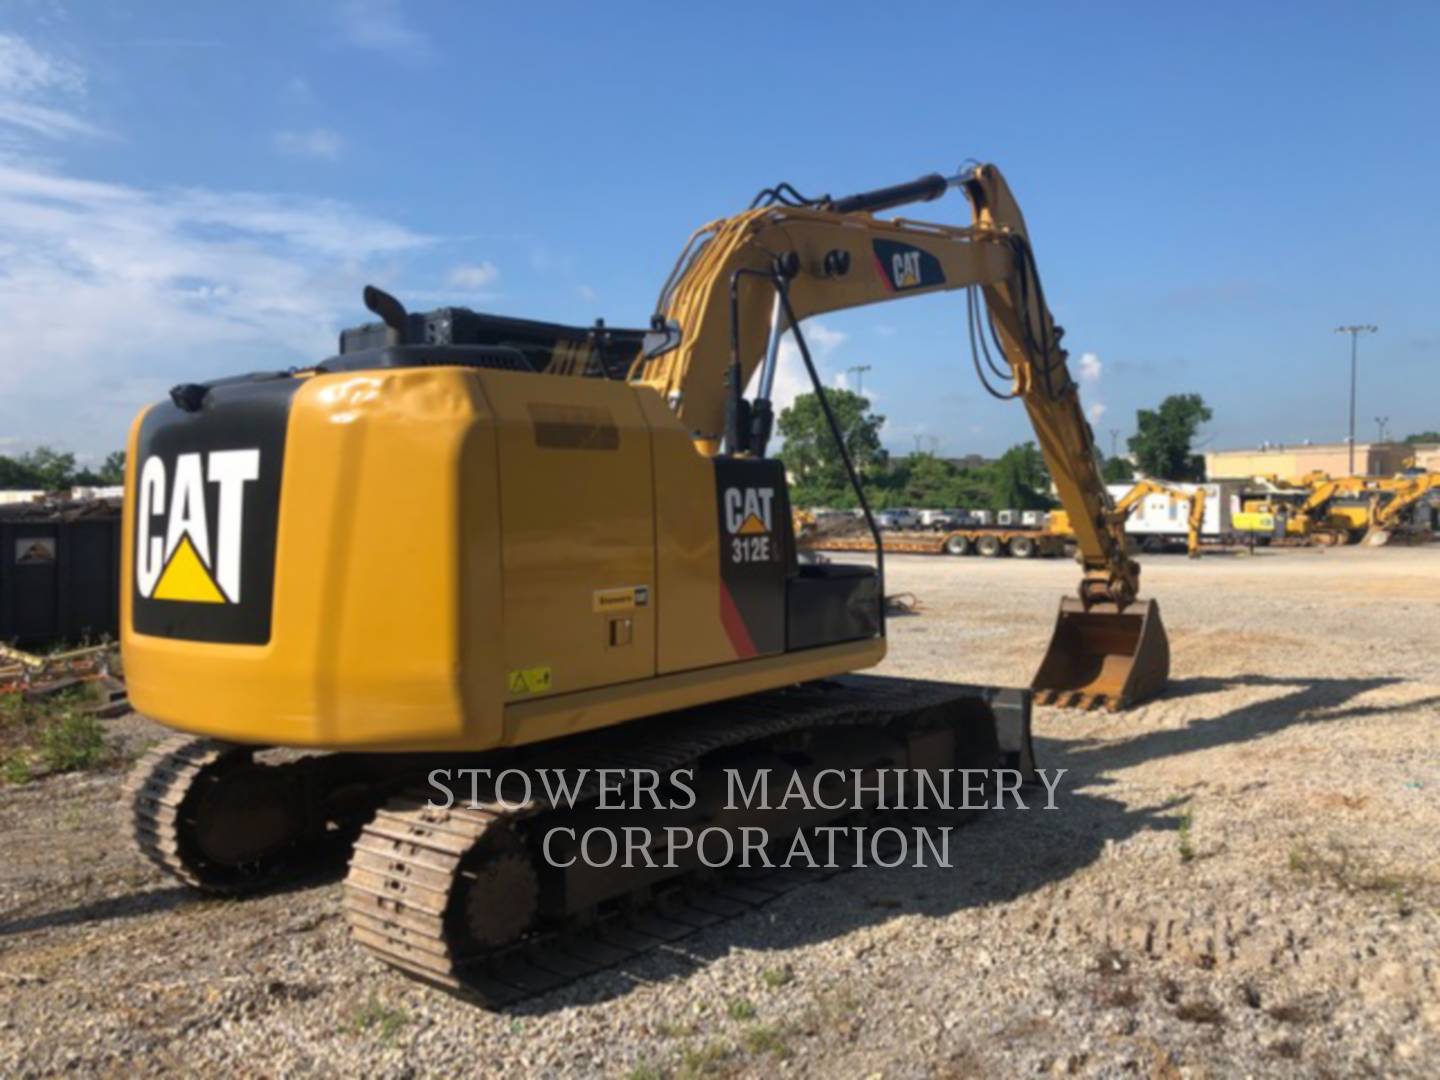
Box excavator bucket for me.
[1031,598,1169,711]
[1362,528,1392,547]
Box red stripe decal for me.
[872,253,894,291]
[719,583,758,659]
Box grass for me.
[657,990,810,1076]
[351,994,409,1044]
[740,1023,792,1058]
[798,983,860,1037]
[676,1040,733,1078]
[1287,838,1427,913]
[0,691,24,727]
[1176,810,1196,863]
[760,965,794,989]
[725,998,756,1021]
[38,711,107,772]
[0,687,115,782]
[2,753,30,784]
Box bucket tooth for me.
[1031,597,1170,711]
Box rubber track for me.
[343,677,991,1005]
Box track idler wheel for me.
[126,736,325,894]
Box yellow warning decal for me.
[737,513,768,536]
[152,534,227,604]
[507,666,553,696]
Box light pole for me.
[1109,428,1121,458]
[846,364,872,395]
[1375,416,1390,443]
[1334,325,1377,474]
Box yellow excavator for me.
[1363,472,1440,545]
[1113,480,1207,558]
[1291,474,1374,545]
[121,163,1168,999]
[1281,472,1438,546]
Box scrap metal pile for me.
[0,642,128,715]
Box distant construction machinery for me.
[1243,470,1439,546]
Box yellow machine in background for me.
[1293,475,1376,545]
[1111,480,1207,558]
[1255,471,1440,546]
[122,162,1168,998]
[1364,472,1440,545]
[1048,479,1206,557]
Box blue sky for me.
[1,1,1436,462]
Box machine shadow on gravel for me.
[491,786,1188,1016]
[1046,674,1426,778]
[495,675,1433,1011]
[0,866,346,938]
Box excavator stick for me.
[1031,598,1170,711]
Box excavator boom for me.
[632,164,1169,710]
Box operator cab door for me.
[482,373,657,697]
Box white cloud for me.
[337,0,431,59]
[761,320,849,423]
[0,161,431,454]
[273,128,344,161]
[0,33,104,141]
[0,34,85,97]
[577,284,597,303]
[447,261,500,289]
[1076,351,1106,426]
[0,32,432,456]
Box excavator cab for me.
[1032,597,1170,711]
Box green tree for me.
[0,454,44,489]
[1128,394,1212,481]
[987,442,1055,510]
[778,389,886,507]
[97,451,126,485]
[1100,454,1135,483]
[871,452,991,509]
[16,446,78,492]
[1404,431,1440,444]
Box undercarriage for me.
[126,675,1033,1003]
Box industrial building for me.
[1205,440,1436,481]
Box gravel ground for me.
[2,544,1438,1077]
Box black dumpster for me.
[0,499,122,648]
